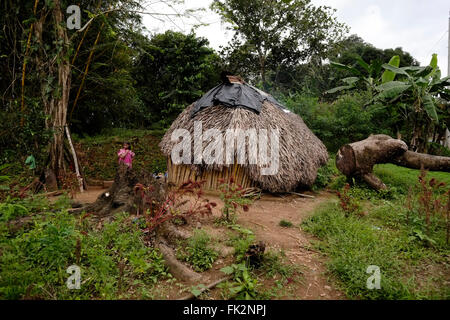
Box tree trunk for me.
[336,134,408,177]
[394,151,450,172]
[40,0,71,183]
[336,134,450,190]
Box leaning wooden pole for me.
[65,125,84,193]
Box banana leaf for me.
[423,94,438,122]
[381,55,400,83]
[375,81,411,100]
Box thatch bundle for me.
[159,84,328,193]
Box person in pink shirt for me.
[117,142,135,168]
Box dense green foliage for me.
[0,1,221,165]
[212,0,347,87]
[282,92,395,152]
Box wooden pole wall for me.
[166,158,255,190]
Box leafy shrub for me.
[312,156,339,190]
[427,142,450,157]
[282,92,394,152]
[0,203,29,221]
[219,263,259,300]
[336,184,363,216]
[226,225,255,263]
[178,229,218,272]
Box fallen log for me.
[336,134,450,190]
[394,151,450,172]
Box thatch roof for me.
[159,84,328,193]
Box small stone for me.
[196,222,202,229]
[324,285,331,290]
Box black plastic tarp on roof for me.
[191,83,288,117]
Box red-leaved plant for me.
[134,179,216,233]
[218,177,253,222]
[414,170,449,239]
[336,183,363,216]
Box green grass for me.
[302,198,449,300]
[177,229,218,272]
[374,163,450,194]
[306,161,450,299]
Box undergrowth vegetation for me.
[0,200,170,299]
[177,230,219,272]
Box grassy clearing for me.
[73,128,167,181]
[374,163,450,194]
[303,164,450,300]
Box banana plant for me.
[374,54,450,152]
[325,55,384,98]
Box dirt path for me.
[237,192,344,299]
[70,186,108,204]
[65,186,344,299]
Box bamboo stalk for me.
[20,0,40,127]
[71,0,102,65]
[289,192,315,199]
[69,8,110,121]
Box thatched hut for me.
[159,76,328,193]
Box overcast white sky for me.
[142,0,450,75]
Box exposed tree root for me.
[156,241,203,283]
[177,276,233,300]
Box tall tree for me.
[132,31,222,127]
[0,0,203,185]
[211,0,347,87]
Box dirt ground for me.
[237,192,344,299]
[66,187,344,300]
